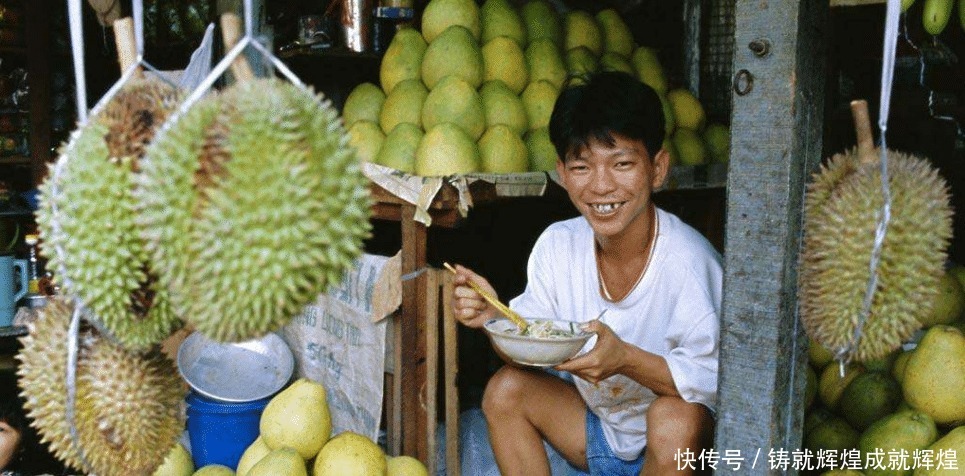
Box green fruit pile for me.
[227,378,428,476]
[342,0,731,176]
[909,0,965,36]
[803,282,965,475]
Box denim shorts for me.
[584,409,645,475]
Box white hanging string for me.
[841,0,900,366]
[68,0,87,123]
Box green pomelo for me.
[667,88,706,131]
[480,81,528,136]
[261,379,332,459]
[192,465,234,476]
[521,80,559,131]
[809,340,836,370]
[421,0,480,43]
[380,79,428,133]
[387,455,429,476]
[892,349,913,383]
[596,8,634,58]
[524,127,558,172]
[839,371,903,431]
[805,406,836,435]
[482,36,529,94]
[919,271,965,327]
[422,76,486,140]
[565,46,599,80]
[703,123,731,164]
[659,94,676,138]
[902,326,965,425]
[805,364,818,409]
[347,120,385,163]
[379,27,427,94]
[479,124,528,173]
[376,123,423,174]
[819,363,864,410]
[859,410,938,476]
[422,25,483,90]
[805,416,860,454]
[235,437,271,476]
[313,432,386,476]
[671,128,708,166]
[913,426,965,475]
[563,10,602,56]
[526,38,567,90]
[599,52,634,75]
[521,0,561,47]
[632,47,668,95]
[415,123,481,176]
[342,82,384,128]
[864,349,899,373]
[661,137,678,167]
[153,442,194,476]
[247,447,306,476]
[480,0,526,46]
[949,265,965,291]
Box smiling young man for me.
[452,71,722,475]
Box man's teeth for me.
[592,203,622,213]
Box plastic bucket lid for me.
[186,391,271,469]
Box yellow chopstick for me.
[443,262,528,332]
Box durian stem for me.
[851,99,877,165]
[113,17,142,79]
[220,13,255,83]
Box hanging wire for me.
[839,0,900,366]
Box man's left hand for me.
[555,320,628,384]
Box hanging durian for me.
[137,77,372,342]
[799,100,953,362]
[16,297,185,475]
[35,19,183,351]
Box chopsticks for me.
[443,262,528,332]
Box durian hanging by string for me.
[16,297,185,476]
[799,100,953,362]
[36,19,183,351]
[137,17,371,342]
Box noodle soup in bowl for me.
[483,317,595,367]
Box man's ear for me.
[651,147,671,189]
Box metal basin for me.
[177,331,294,403]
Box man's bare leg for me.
[482,366,589,476]
[641,396,715,475]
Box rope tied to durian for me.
[837,0,900,371]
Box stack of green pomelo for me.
[342,0,729,176]
[803,266,965,476]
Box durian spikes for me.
[16,298,186,475]
[138,78,372,342]
[799,100,953,362]
[36,79,183,351]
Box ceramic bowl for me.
[483,317,594,367]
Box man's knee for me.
[482,366,530,418]
[646,396,715,454]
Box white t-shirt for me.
[508,208,723,461]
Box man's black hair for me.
[548,71,665,163]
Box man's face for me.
[556,133,669,240]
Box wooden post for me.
[400,204,429,462]
[715,1,828,473]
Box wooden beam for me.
[399,204,429,462]
[716,1,828,473]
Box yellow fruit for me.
[480,0,526,46]
[839,371,903,431]
[236,437,271,476]
[521,0,561,47]
[313,432,387,476]
[809,340,836,370]
[563,11,602,56]
[631,47,668,95]
[521,80,560,131]
[819,363,864,409]
[805,416,860,454]
[703,123,730,164]
[859,410,938,473]
[421,26,483,90]
[387,455,429,476]
[949,265,965,290]
[667,88,706,131]
[192,465,234,476]
[421,0,480,43]
[526,38,567,90]
[805,365,818,409]
[480,81,528,136]
[902,326,965,425]
[892,349,913,384]
[525,127,559,172]
[671,128,708,166]
[347,121,385,163]
[913,425,965,475]
[482,36,529,94]
[479,124,528,173]
[248,447,307,476]
[421,75,486,140]
[599,52,634,75]
[342,82,385,128]
[376,123,423,174]
[659,95,675,138]
[595,9,634,58]
[379,79,428,134]
[260,378,332,460]
[415,123,481,176]
[902,0,917,12]
[379,27,427,94]
[922,0,954,35]
[919,271,965,327]
[153,443,194,476]
[565,46,599,80]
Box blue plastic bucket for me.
[185,391,271,469]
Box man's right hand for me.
[451,264,500,328]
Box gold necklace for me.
[597,210,659,302]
